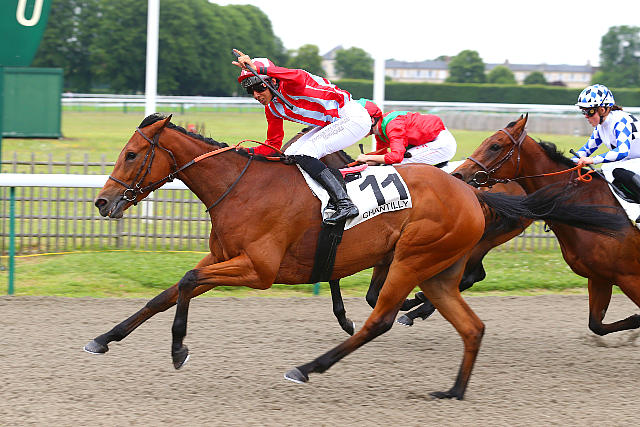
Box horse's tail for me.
[476,183,627,237]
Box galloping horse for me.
[286,128,533,331]
[86,114,624,399]
[453,114,640,336]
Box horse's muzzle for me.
[94,196,126,218]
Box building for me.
[322,48,596,88]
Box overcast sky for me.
[213,0,639,66]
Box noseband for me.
[466,128,527,186]
[108,127,179,205]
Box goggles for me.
[246,82,269,95]
[581,107,598,118]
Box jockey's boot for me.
[292,154,358,225]
[315,168,359,225]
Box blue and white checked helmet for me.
[576,84,615,108]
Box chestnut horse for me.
[453,114,640,336]
[287,129,532,332]
[86,114,624,399]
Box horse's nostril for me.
[95,198,107,208]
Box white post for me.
[142,0,160,219]
[372,55,386,151]
[145,0,159,117]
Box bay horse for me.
[86,113,624,399]
[286,128,532,332]
[452,114,640,336]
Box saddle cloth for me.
[601,158,640,229]
[298,165,412,230]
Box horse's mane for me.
[139,113,229,149]
[535,139,603,180]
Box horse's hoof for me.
[84,340,109,354]
[172,346,190,370]
[284,367,308,384]
[342,320,355,336]
[396,315,414,326]
[430,390,462,400]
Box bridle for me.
[108,127,180,205]
[466,127,528,186]
[108,126,241,210]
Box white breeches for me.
[400,128,457,165]
[283,100,371,158]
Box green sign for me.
[0,0,52,66]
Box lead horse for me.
[86,114,625,399]
[453,114,640,336]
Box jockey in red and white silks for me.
[233,49,370,225]
[356,110,457,167]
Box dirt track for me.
[1,294,639,426]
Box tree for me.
[32,0,102,92]
[33,0,288,95]
[334,47,373,79]
[286,44,325,76]
[446,50,486,83]
[596,25,640,88]
[486,65,516,84]
[523,71,547,85]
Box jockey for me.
[233,49,371,225]
[572,84,640,167]
[356,107,457,167]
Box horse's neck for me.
[516,141,577,194]
[165,133,254,207]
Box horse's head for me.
[95,114,178,218]
[452,114,529,186]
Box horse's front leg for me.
[84,254,217,354]
[329,280,355,336]
[171,253,273,369]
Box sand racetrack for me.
[1,294,638,426]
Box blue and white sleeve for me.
[572,128,602,161]
[591,117,634,164]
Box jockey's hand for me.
[577,156,594,167]
[232,49,256,71]
[357,154,385,166]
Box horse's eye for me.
[489,144,501,152]
[126,152,137,160]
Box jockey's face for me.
[250,78,275,105]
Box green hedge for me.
[336,79,640,107]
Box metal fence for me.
[0,154,558,256]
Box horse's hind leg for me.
[329,279,355,336]
[589,277,640,335]
[418,257,485,400]
[84,254,216,354]
[285,266,415,385]
[396,261,486,326]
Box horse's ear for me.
[161,114,173,128]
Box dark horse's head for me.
[94,114,177,218]
[452,114,529,185]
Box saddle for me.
[611,168,640,204]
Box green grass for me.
[0,248,592,298]
[2,109,588,164]
[0,110,600,297]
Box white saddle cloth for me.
[601,158,640,229]
[298,165,412,230]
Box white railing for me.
[62,93,640,115]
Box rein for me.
[109,127,266,209]
[467,128,596,186]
